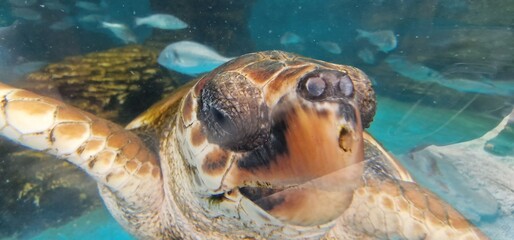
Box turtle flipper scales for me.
[328,179,488,239]
[0,82,164,238]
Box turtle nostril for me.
[305,76,326,97]
[299,69,355,101]
[338,75,353,97]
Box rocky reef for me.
[24,45,176,124]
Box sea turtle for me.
[0,51,487,239]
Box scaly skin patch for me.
[326,179,487,239]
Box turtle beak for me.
[223,97,365,226]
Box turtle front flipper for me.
[328,179,488,239]
[0,82,164,238]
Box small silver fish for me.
[158,41,233,76]
[440,63,514,96]
[8,0,37,7]
[386,56,514,96]
[357,48,375,64]
[135,14,188,30]
[12,7,42,21]
[318,41,342,54]
[356,29,397,53]
[101,22,137,44]
[385,55,443,82]
[280,32,302,45]
[76,1,102,11]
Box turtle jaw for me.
[221,98,365,226]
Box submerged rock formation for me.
[25,45,176,124]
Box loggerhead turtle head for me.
[174,51,376,227]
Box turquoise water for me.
[30,209,133,240]
[1,0,513,239]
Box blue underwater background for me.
[0,0,513,239]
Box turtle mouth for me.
[239,186,288,211]
[229,109,363,226]
[237,123,358,211]
[219,100,365,226]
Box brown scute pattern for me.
[0,83,163,226]
[190,123,207,147]
[56,107,90,121]
[264,65,314,105]
[91,120,112,137]
[284,59,311,67]
[342,179,488,239]
[122,141,142,160]
[201,147,229,175]
[272,65,314,85]
[241,60,286,85]
[107,131,130,149]
[137,162,153,177]
[8,88,63,106]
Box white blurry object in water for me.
[75,1,102,11]
[8,0,37,7]
[407,109,514,220]
[437,78,504,95]
[385,55,443,82]
[50,17,75,31]
[135,14,188,30]
[356,29,397,53]
[357,48,375,64]
[439,62,514,95]
[158,41,233,76]
[280,32,302,45]
[79,14,105,23]
[11,7,42,21]
[101,22,137,44]
[387,56,514,96]
[318,41,341,54]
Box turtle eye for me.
[198,72,270,151]
[201,102,236,139]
